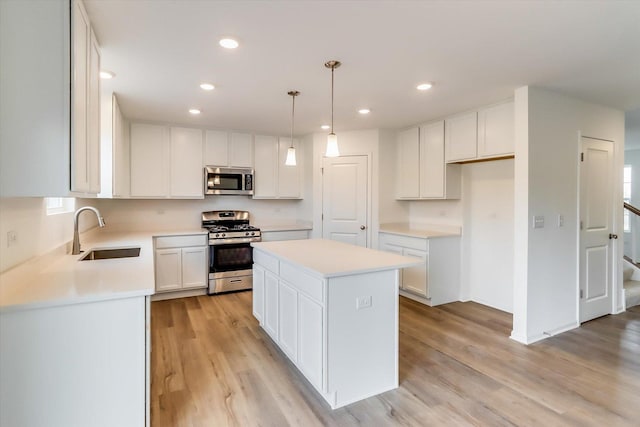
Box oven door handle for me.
[229,279,243,283]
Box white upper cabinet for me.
[204,131,253,168]
[253,135,303,199]
[71,0,100,194]
[445,111,478,162]
[0,0,101,196]
[170,127,204,197]
[396,122,460,200]
[130,124,168,197]
[445,100,514,163]
[130,124,203,199]
[99,93,130,198]
[477,100,515,158]
[396,127,420,199]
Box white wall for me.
[93,197,306,232]
[379,129,409,224]
[461,159,514,312]
[0,198,97,272]
[512,86,625,344]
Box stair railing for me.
[624,202,640,264]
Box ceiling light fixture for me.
[417,83,433,91]
[325,60,341,157]
[285,90,300,166]
[200,83,215,91]
[219,38,239,49]
[358,108,370,115]
[189,109,201,115]
[100,70,115,79]
[321,125,330,130]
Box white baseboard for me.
[510,321,579,345]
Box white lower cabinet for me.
[297,293,323,388]
[379,232,460,306]
[278,281,298,361]
[153,234,207,294]
[263,269,280,340]
[0,296,149,426]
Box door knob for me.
[609,233,618,239]
[360,225,366,230]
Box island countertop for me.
[251,239,422,278]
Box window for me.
[624,165,632,232]
[45,197,75,215]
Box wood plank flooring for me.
[151,293,640,426]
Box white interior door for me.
[580,137,614,323]
[322,156,368,247]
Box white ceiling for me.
[85,0,640,137]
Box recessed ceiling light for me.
[416,83,433,91]
[321,125,330,130]
[189,109,201,115]
[358,109,370,115]
[200,83,215,91]
[100,70,115,79]
[219,38,239,49]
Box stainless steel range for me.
[202,210,261,294]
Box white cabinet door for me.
[71,0,89,193]
[229,132,253,168]
[278,281,298,361]
[419,121,445,198]
[402,248,428,297]
[264,270,279,340]
[278,137,302,199]
[396,127,420,199]
[169,127,203,198]
[181,247,207,289]
[204,130,229,166]
[478,100,514,158]
[253,265,265,323]
[298,293,323,390]
[253,135,278,198]
[112,95,130,197]
[155,248,182,292]
[445,112,477,162]
[87,28,101,194]
[130,124,168,197]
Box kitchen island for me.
[251,239,422,409]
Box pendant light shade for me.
[325,60,341,157]
[285,90,300,166]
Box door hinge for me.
[321,167,324,174]
[580,152,584,162]
[580,221,583,230]
[321,213,324,220]
[580,289,584,299]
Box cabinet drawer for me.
[254,250,279,274]
[379,233,428,252]
[280,262,324,304]
[154,234,207,249]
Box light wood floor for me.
[151,293,640,426]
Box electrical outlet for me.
[533,215,545,229]
[356,295,372,310]
[558,214,564,227]
[7,230,17,247]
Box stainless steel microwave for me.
[204,166,254,195]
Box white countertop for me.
[258,223,313,232]
[379,223,461,239]
[0,228,205,312]
[252,239,422,278]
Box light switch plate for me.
[356,295,372,310]
[533,215,545,229]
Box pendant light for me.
[325,60,341,157]
[285,90,299,166]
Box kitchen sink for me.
[79,247,141,261]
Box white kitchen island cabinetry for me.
[379,229,461,306]
[153,234,208,294]
[252,239,420,409]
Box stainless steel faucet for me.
[72,206,106,255]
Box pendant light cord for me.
[331,66,334,134]
[291,92,295,148]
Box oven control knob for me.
[250,232,255,236]
[245,232,249,236]
[215,233,220,238]
[222,233,226,237]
